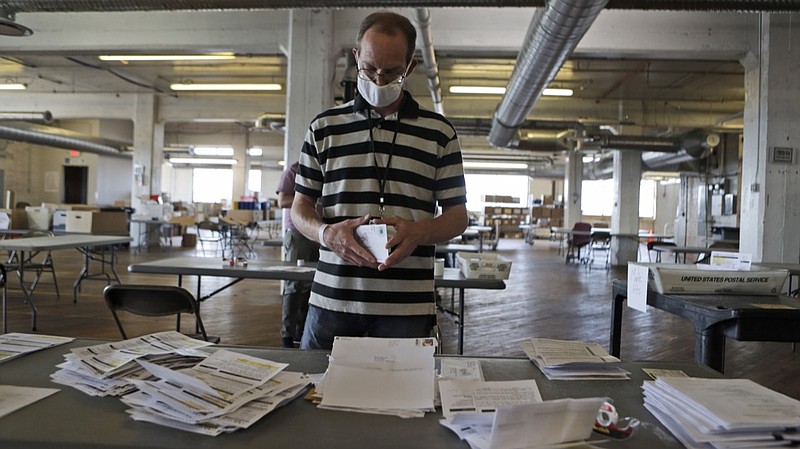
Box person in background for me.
[291,11,468,350]
[276,161,319,348]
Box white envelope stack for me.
[644,377,800,449]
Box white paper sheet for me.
[0,385,60,418]
[627,262,650,313]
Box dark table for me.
[0,338,722,449]
[609,279,800,372]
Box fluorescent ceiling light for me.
[449,86,573,97]
[170,83,281,91]
[192,146,233,156]
[248,148,263,157]
[464,161,529,170]
[0,83,26,90]
[99,54,235,61]
[169,158,237,165]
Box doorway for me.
[64,166,88,204]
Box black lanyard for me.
[368,114,400,218]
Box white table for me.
[0,234,132,332]
[128,256,506,354]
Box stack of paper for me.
[644,377,800,449]
[313,336,437,418]
[122,349,310,436]
[0,333,74,362]
[438,378,605,449]
[51,331,214,396]
[521,338,630,380]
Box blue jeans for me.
[300,305,435,350]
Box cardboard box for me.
[456,251,512,280]
[226,209,259,224]
[25,206,51,231]
[66,211,128,234]
[10,209,28,230]
[633,263,788,295]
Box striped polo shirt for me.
[295,92,467,316]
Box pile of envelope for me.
[312,336,437,418]
[520,338,630,380]
[644,377,800,448]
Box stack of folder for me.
[643,377,800,448]
[520,338,630,380]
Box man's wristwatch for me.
[318,224,329,245]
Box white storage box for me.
[634,263,788,295]
[25,206,51,231]
[65,210,94,233]
[456,251,512,280]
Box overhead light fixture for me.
[463,161,529,170]
[98,54,235,61]
[170,83,282,91]
[169,158,237,165]
[0,83,26,90]
[0,7,33,37]
[192,146,234,157]
[248,148,263,157]
[449,86,573,97]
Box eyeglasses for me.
[357,67,407,84]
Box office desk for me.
[128,257,505,355]
[609,279,800,372]
[0,234,132,332]
[0,338,720,449]
[651,245,711,263]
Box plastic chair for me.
[6,230,60,298]
[565,222,592,264]
[196,220,225,257]
[103,284,219,343]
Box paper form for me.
[439,379,542,421]
[626,262,649,313]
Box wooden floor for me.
[4,236,800,399]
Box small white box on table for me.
[455,251,512,280]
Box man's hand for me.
[373,216,431,271]
[323,214,379,268]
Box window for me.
[465,174,528,212]
[248,169,261,193]
[192,168,233,204]
[580,179,657,218]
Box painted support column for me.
[563,151,583,229]
[611,150,641,265]
[740,14,800,263]
[231,136,247,204]
[283,9,335,167]
[131,94,164,246]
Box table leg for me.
[15,251,38,331]
[695,327,726,373]
[458,287,465,355]
[1,265,6,333]
[609,291,626,357]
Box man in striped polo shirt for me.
[292,11,468,350]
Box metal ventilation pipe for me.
[413,8,444,115]
[0,124,130,158]
[0,111,53,124]
[3,1,799,11]
[488,0,607,148]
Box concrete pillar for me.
[231,135,247,203]
[131,94,164,245]
[563,152,583,228]
[611,150,641,265]
[740,14,800,263]
[283,9,335,166]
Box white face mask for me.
[357,76,404,108]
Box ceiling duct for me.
[0,111,53,124]
[489,0,607,148]
[0,122,131,158]
[2,1,798,11]
[412,8,444,116]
